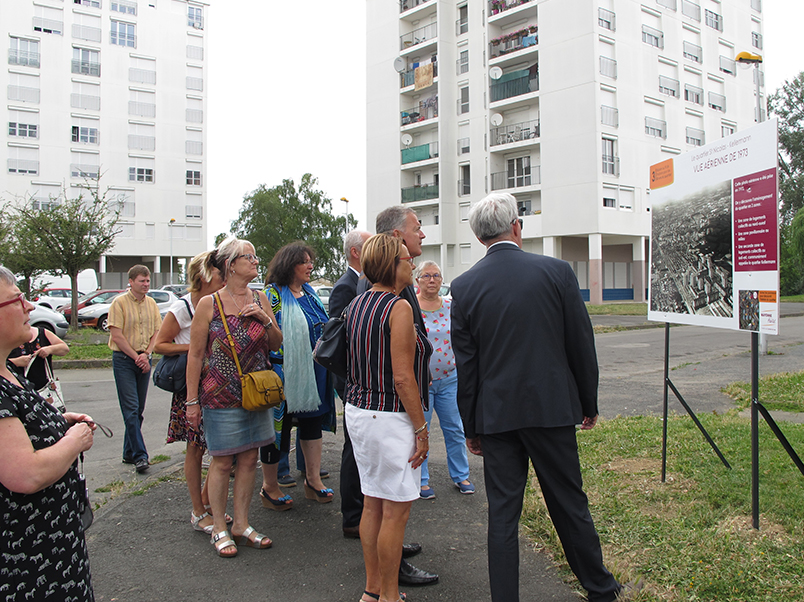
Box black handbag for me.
[313,305,349,378]
[152,298,192,392]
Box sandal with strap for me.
[233,526,272,549]
[260,487,293,511]
[304,479,334,504]
[204,504,233,524]
[359,592,379,602]
[190,510,213,534]
[211,530,237,558]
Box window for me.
[72,48,100,77]
[72,12,101,42]
[657,0,676,9]
[8,73,40,104]
[7,147,39,175]
[603,197,616,208]
[752,32,762,50]
[186,129,203,155]
[722,123,735,137]
[719,56,736,76]
[111,0,137,15]
[129,167,154,182]
[186,97,203,123]
[72,125,99,144]
[116,199,135,218]
[186,170,201,185]
[458,85,469,114]
[129,123,155,151]
[186,65,203,91]
[129,89,156,117]
[751,0,761,11]
[9,122,38,138]
[642,25,664,49]
[460,243,472,264]
[457,5,468,35]
[33,5,64,35]
[71,80,100,110]
[188,6,203,28]
[600,56,617,79]
[658,76,679,97]
[74,0,101,8]
[684,84,703,105]
[70,151,99,178]
[130,56,156,84]
[459,202,470,222]
[704,9,722,31]
[9,37,40,68]
[602,138,618,176]
[457,50,468,75]
[185,205,203,219]
[111,20,136,47]
[681,0,700,20]
[686,127,705,146]
[507,156,531,187]
[598,8,616,31]
[708,92,726,112]
[683,41,702,63]
[601,105,619,127]
[458,164,470,196]
[645,117,667,139]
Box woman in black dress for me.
[0,266,96,601]
[8,323,69,406]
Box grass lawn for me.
[722,370,804,413]
[521,413,804,601]
[63,328,113,360]
[781,295,804,303]
[586,303,648,316]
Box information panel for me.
[647,119,779,334]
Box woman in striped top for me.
[344,234,432,602]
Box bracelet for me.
[417,434,429,441]
[414,423,428,435]
[186,401,200,407]
[264,317,273,329]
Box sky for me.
[205,1,803,246]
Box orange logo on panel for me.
[650,159,674,189]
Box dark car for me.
[58,289,125,320]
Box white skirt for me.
[345,403,421,502]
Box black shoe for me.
[401,543,422,558]
[320,468,330,479]
[122,456,135,465]
[134,458,150,473]
[343,525,360,539]
[398,558,438,586]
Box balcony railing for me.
[601,105,619,127]
[602,155,620,176]
[682,0,701,20]
[401,97,438,125]
[8,85,40,103]
[400,0,433,13]
[129,101,155,117]
[490,166,540,190]
[490,69,538,102]
[489,28,538,59]
[400,62,438,88]
[400,22,437,51]
[600,56,617,79]
[401,142,439,164]
[128,135,156,151]
[70,164,100,178]
[708,92,726,112]
[658,75,679,97]
[129,68,156,84]
[598,8,616,31]
[186,109,203,123]
[8,160,39,175]
[71,93,100,110]
[686,127,705,146]
[645,117,667,139]
[72,24,102,42]
[71,59,100,77]
[683,41,702,62]
[489,0,533,17]
[186,140,203,155]
[8,49,40,67]
[33,18,63,34]
[401,183,439,203]
[490,119,540,146]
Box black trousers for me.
[481,426,620,602]
[338,390,364,529]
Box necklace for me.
[226,287,249,311]
[289,285,304,296]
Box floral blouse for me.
[421,297,456,381]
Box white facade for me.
[2,0,209,287]
[367,0,765,303]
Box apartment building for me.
[366,0,765,303]
[2,0,208,287]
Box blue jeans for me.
[113,351,151,462]
[278,431,305,475]
[421,372,470,486]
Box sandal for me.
[204,504,233,524]
[359,592,379,602]
[233,526,272,549]
[260,487,293,511]
[304,479,334,504]
[190,510,213,534]
[211,530,237,558]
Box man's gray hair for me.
[376,206,417,235]
[415,260,441,278]
[468,193,518,242]
[343,229,369,257]
[0,266,16,288]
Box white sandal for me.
[190,510,213,534]
[211,530,237,558]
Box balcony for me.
[401,142,438,165]
[400,22,437,52]
[490,68,538,103]
[8,49,40,68]
[129,68,156,84]
[489,0,533,17]
[401,183,438,203]
[401,97,438,126]
[129,101,155,117]
[490,166,540,190]
[400,62,438,89]
[128,135,155,151]
[400,0,433,13]
[489,27,538,60]
[71,93,100,110]
[71,59,100,77]
[645,117,667,139]
[490,119,540,147]
[72,24,102,42]
[8,160,39,175]
[601,105,619,127]
[8,86,40,103]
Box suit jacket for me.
[451,243,598,438]
[329,268,359,397]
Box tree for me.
[11,180,122,327]
[225,174,357,283]
[769,72,804,226]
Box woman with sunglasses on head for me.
[0,266,97,600]
[259,242,336,510]
[186,237,283,558]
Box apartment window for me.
[186,170,201,186]
[704,9,722,31]
[74,0,101,8]
[185,205,203,219]
[708,92,726,112]
[70,151,99,178]
[71,80,100,110]
[601,105,619,127]
[752,32,763,50]
[187,44,203,60]
[681,0,700,20]
[129,123,155,151]
[186,129,203,155]
[658,76,679,97]
[129,167,154,182]
[72,125,99,144]
[31,184,62,210]
[116,199,135,218]
[750,0,761,11]
[9,121,38,139]
[33,5,64,35]
[686,127,705,146]
[457,5,468,35]
[507,156,531,188]
[657,0,676,10]
[460,243,472,265]
[129,89,156,117]
[600,56,617,79]
[719,56,736,76]
[111,0,137,15]
[459,202,470,221]
[186,66,203,91]
[457,50,469,75]
[111,20,136,47]
[642,25,664,49]
[457,137,470,154]
[683,41,702,63]
[517,199,533,216]
[9,37,40,68]
[602,138,619,176]
[72,48,100,77]
[458,164,470,196]
[684,84,703,105]
[598,8,616,31]
[130,56,156,85]
[603,197,616,208]
[8,73,40,104]
[7,146,39,175]
[186,97,203,123]
[72,12,102,42]
[722,123,735,137]
[458,86,469,114]
[188,6,203,29]
[645,117,667,139]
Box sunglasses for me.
[0,293,28,310]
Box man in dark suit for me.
[451,193,625,602]
[331,229,371,538]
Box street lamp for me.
[169,218,176,285]
[340,197,349,235]
[736,51,763,123]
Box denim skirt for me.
[202,406,275,456]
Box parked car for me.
[32,288,83,310]
[30,304,70,338]
[57,289,124,320]
[160,284,189,296]
[77,290,179,331]
[313,286,333,312]
[247,282,266,292]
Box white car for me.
[77,290,179,331]
[32,288,83,310]
[314,286,332,312]
[30,304,70,338]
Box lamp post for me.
[340,197,349,235]
[169,218,176,285]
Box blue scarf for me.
[278,283,320,413]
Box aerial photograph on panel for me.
[649,180,733,317]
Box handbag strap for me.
[181,297,194,319]
[213,292,244,378]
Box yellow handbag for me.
[214,292,284,411]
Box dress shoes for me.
[398,558,438,586]
[343,526,360,539]
[401,543,422,558]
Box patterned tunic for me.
[345,290,432,413]
[199,292,270,410]
[0,377,94,601]
[421,297,456,381]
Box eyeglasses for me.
[399,256,415,266]
[418,274,442,280]
[237,253,260,263]
[511,218,524,230]
[0,293,27,310]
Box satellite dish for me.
[401,133,413,147]
[489,66,503,80]
[393,57,407,73]
[490,113,503,127]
